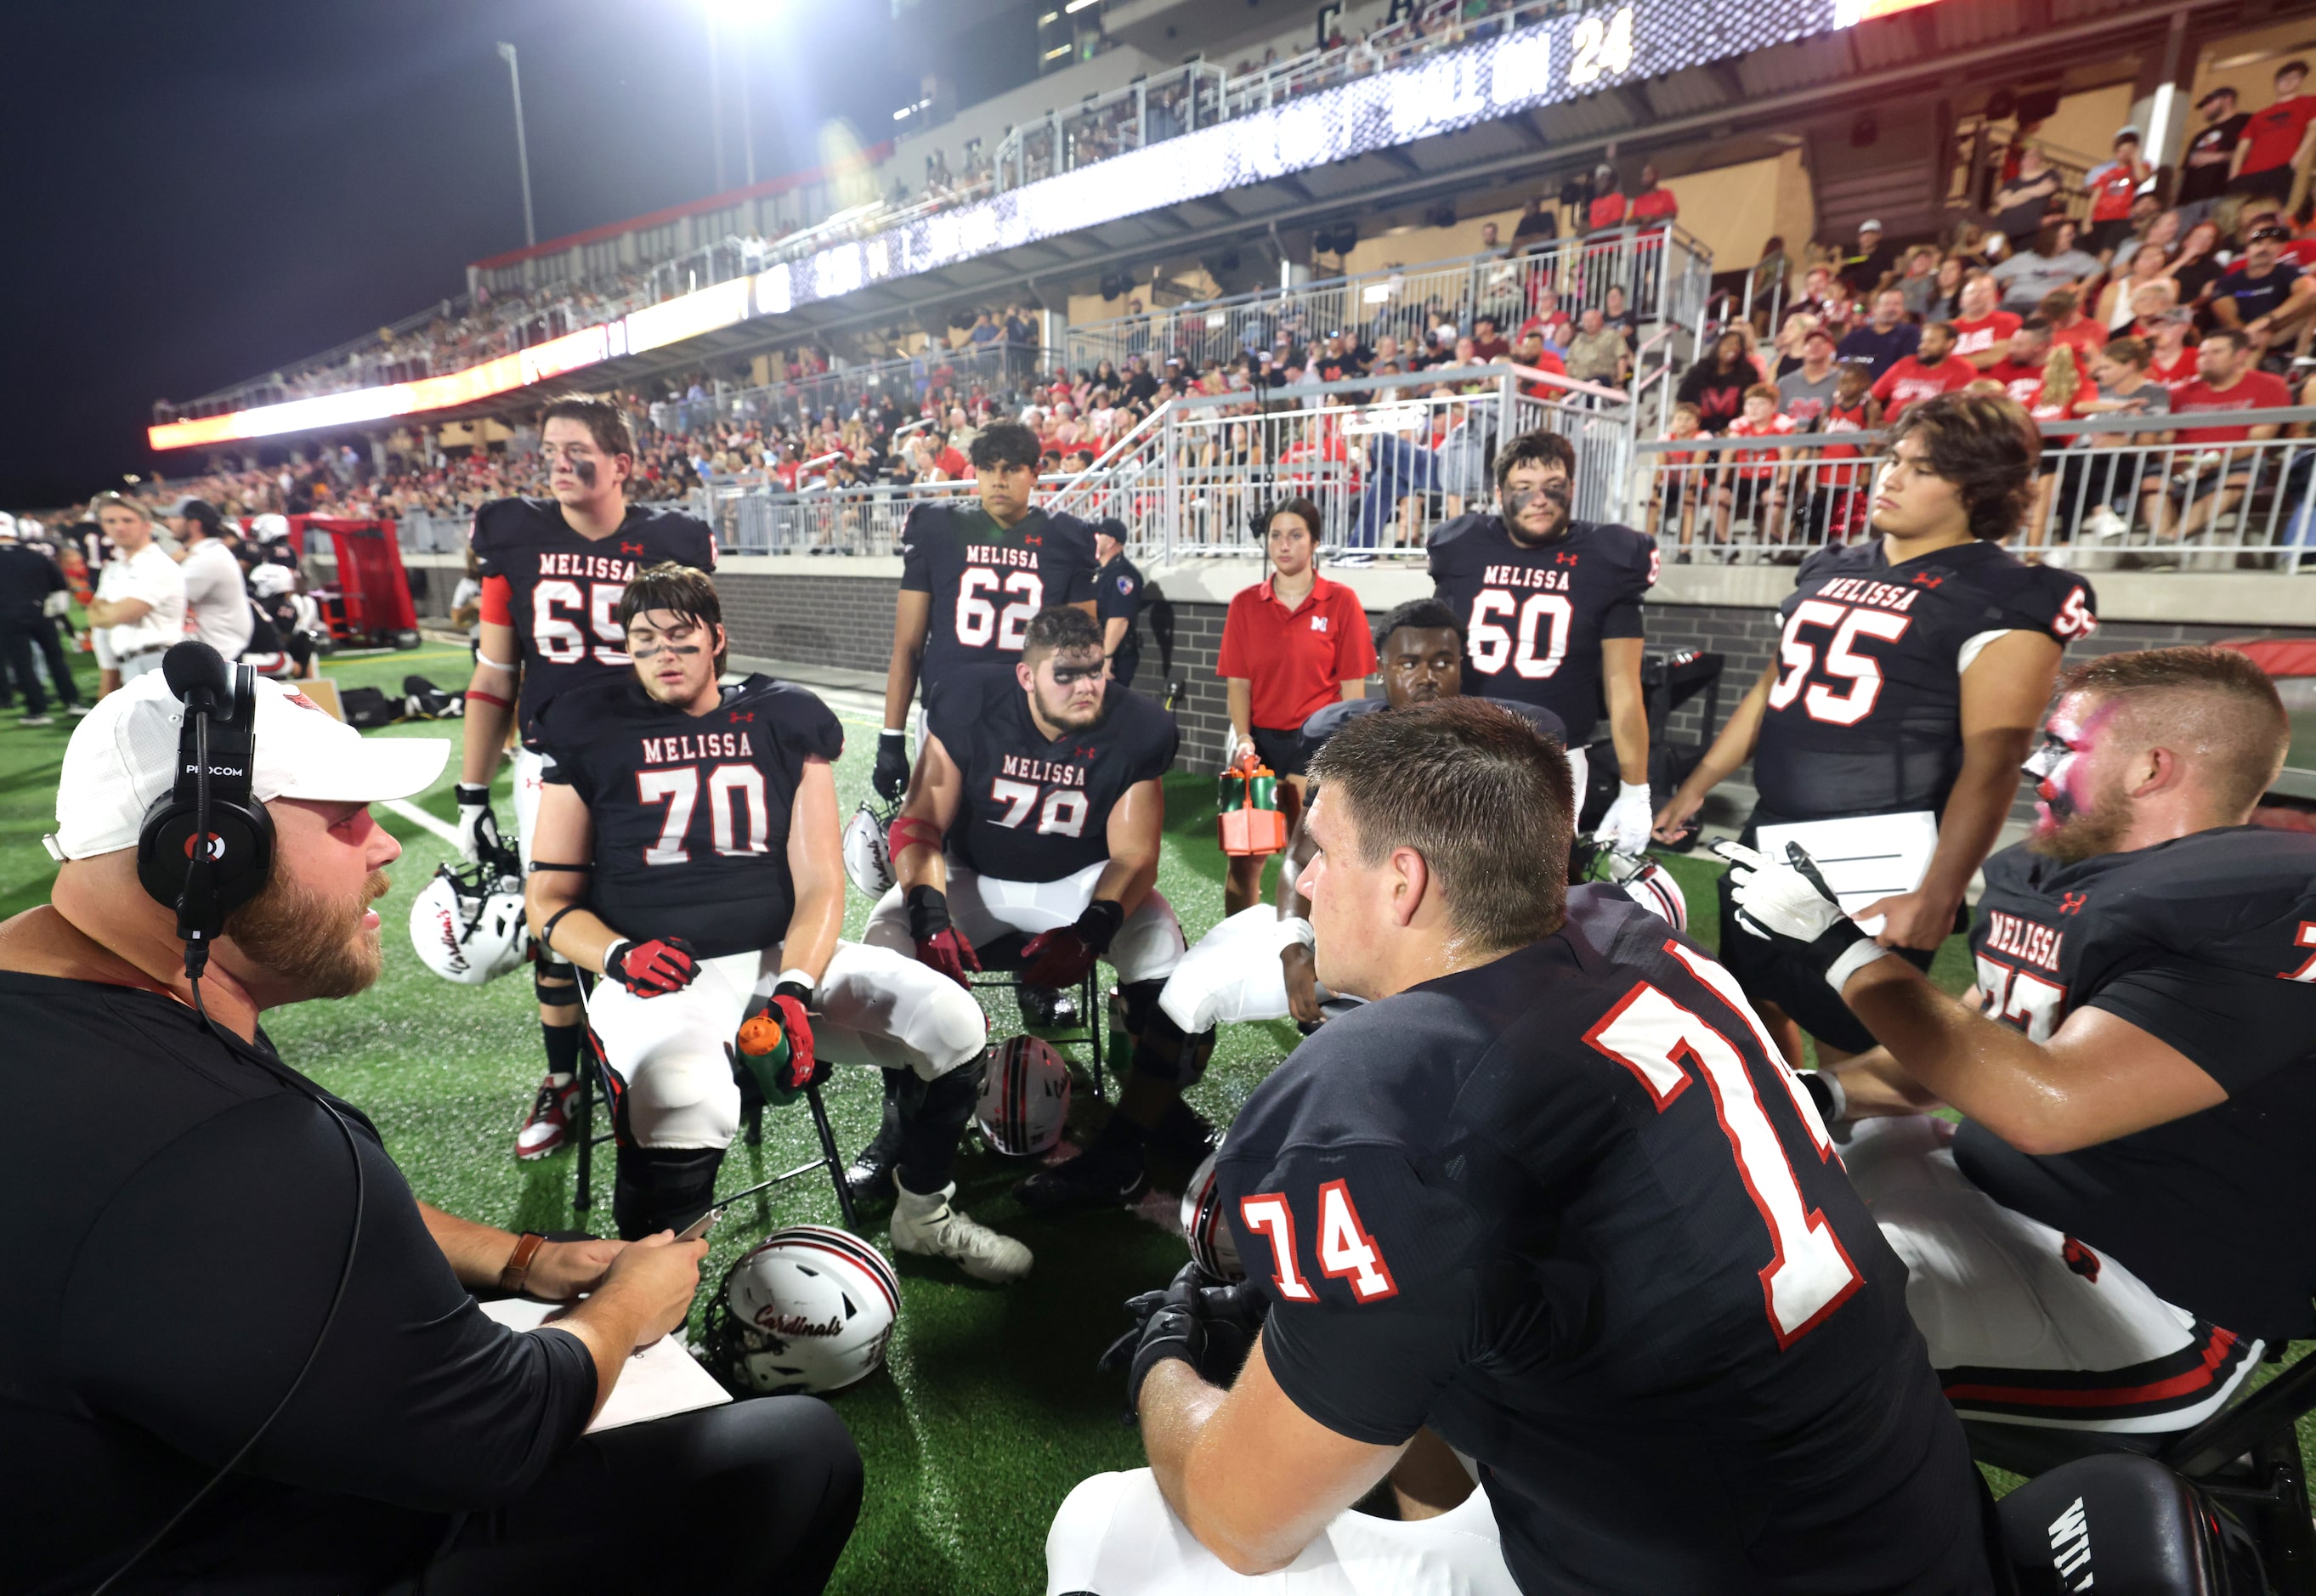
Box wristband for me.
[1274,915,1316,954]
[478,652,518,673]
[465,688,511,710]
[1801,1070,1848,1126]
[881,727,907,739]
[455,782,490,806]
[1824,936,1893,994]
[1077,898,1126,956]
[497,1231,546,1293]
[774,969,817,1002]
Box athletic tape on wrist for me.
[1274,915,1316,954]
[774,968,816,1001]
[1824,936,1893,994]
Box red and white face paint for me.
[2025,693,2131,862]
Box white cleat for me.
[890,1181,1033,1285]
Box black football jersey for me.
[470,497,717,745]
[1753,540,2097,822]
[1427,516,1656,746]
[1299,694,1566,757]
[899,503,1099,693]
[927,667,1176,884]
[535,675,842,959]
[1955,829,2316,1342]
[1218,888,1988,1594]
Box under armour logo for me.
[2058,891,2087,915]
[1911,572,1945,588]
[1073,745,1098,761]
[1554,552,1579,565]
[2061,1237,2101,1282]
[620,540,644,555]
[1022,535,1042,546]
[728,711,754,723]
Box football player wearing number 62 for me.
[1049,699,1995,1594]
[1654,391,2097,1070]
[1427,427,1657,852]
[459,399,717,1166]
[524,565,987,1241]
[875,417,1099,803]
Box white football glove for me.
[455,783,499,867]
[1710,840,1891,993]
[1594,782,1653,856]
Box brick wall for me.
[713,572,900,674]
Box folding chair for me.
[1966,1338,2316,1594]
[971,965,1109,1102]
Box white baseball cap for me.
[50,671,448,860]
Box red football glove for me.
[1020,900,1125,988]
[907,885,981,988]
[769,982,824,1091]
[603,936,699,998]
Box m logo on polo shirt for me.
[1311,616,1328,632]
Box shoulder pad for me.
[1476,696,1568,743]
[1795,543,1854,587]
[1300,696,1384,749]
[1426,513,1492,554]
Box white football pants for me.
[1158,907,1346,1034]
[1845,1115,2263,1433]
[586,941,989,1150]
[864,858,1186,985]
[512,744,548,870]
[1045,1469,1519,1596]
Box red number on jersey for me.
[1583,976,1864,1346]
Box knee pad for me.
[1124,986,1215,1087]
[624,1049,742,1150]
[535,959,577,1006]
[613,1145,723,1241]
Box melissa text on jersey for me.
[640,731,756,766]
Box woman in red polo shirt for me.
[1217,497,1375,913]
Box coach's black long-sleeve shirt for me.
[0,971,597,1593]
[0,542,65,623]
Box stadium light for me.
[494,43,536,249]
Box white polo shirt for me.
[179,539,253,658]
[95,542,187,662]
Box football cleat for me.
[699,1225,901,1395]
[976,1035,1072,1157]
[1016,1135,1151,1212]
[1016,981,1081,1030]
[515,1072,581,1160]
[1180,1140,1244,1283]
[1148,1098,1217,1166]
[890,1183,1033,1284]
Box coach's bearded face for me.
[226,864,394,999]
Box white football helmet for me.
[976,1034,1070,1157]
[842,797,898,900]
[699,1225,900,1395]
[409,856,529,984]
[1180,1140,1243,1283]
[1600,850,1687,931]
[249,512,292,543]
[248,562,299,598]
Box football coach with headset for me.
[0,647,861,1593]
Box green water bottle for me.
[736,1010,801,1106]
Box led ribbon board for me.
[155,0,1866,450]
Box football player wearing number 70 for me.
[1654,391,2097,1071]
[459,399,717,1164]
[1048,699,1996,1594]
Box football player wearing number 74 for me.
[1653,391,2098,1071]
[1049,699,1996,1595]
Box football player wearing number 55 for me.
[1428,427,1658,856]
[1654,391,2098,1071]
[1050,699,1995,1595]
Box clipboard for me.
[1753,810,1938,932]
[480,1296,733,1433]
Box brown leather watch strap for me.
[497,1231,546,1295]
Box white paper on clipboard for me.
[480,1296,732,1433]
[1753,811,1939,930]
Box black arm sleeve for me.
[61,1094,597,1514]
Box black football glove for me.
[603,936,701,998]
[1710,840,1890,993]
[1018,899,1124,988]
[907,885,981,988]
[1097,1262,1271,1423]
[873,731,911,801]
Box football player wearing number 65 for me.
[1654,391,2097,1071]
[524,564,987,1241]
[1050,699,1993,1594]
[460,398,716,1166]
[1427,427,1658,856]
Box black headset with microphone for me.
[96,642,367,1595]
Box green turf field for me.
[8,638,2306,1590]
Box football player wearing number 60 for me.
[875,417,1099,803]
[1427,427,1657,852]
[524,564,987,1240]
[460,399,717,1166]
[1050,699,1993,1594]
[1655,391,2097,1069]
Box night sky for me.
[3,0,955,508]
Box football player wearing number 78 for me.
[1653,391,2097,1071]
[1048,699,1995,1594]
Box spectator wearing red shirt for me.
[2138,328,2293,546]
[1586,163,1628,233]
[1871,320,1975,417]
[1512,331,1568,389]
[1802,361,1881,544]
[2229,59,2316,203]
[1469,315,1511,362]
[1985,318,2054,405]
[1628,163,1679,231]
[1216,499,1374,913]
[1950,273,2023,370]
[2040,287,2109,356]
[2082,129,2151,254]
[2146,312,2201,395]
[1715,385,1798,548]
